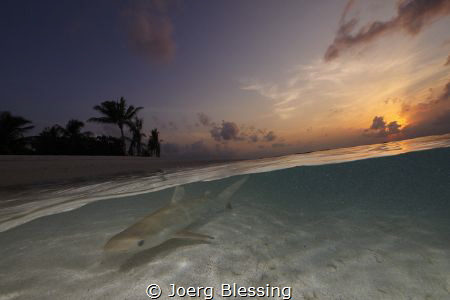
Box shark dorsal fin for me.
[171,185,185,204]
[217,176,248,201]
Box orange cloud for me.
[400,80,450,137]
[363,116,402,138]
[123,0,176,63]
[325,0,450,61]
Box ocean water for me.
[0,134,450,300]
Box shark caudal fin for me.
[171,185,185,204]
[217,176,248,203]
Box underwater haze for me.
[1,134,450,299]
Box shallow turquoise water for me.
[0,135,449,299]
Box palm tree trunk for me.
[119,124,126,155]
[137,139,141,156]
[128,141,134,156]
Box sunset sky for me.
[2,0,450,158]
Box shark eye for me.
[137,240,144,247]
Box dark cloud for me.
[325,0,450,61]
[440,81,450,101]
[341,0,356,23]
[150,115,178,131]
[124,0,176,63]
[168,121,178,130]
[370,116,386,130]
[197,112,212,127]
[402,110,450,137]
[384,97,402,105]
[445,54,450,66]
[387,121,402,134]
[263,131,277,142]
[210,121,240,141]
[364,116,403,137]
[198,112,279,144]
[209,126,221,141]
[249,135,259,143]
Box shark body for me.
[104,177,247,253]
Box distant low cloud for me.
[123,0,176,63]
[151,115,178,131]
[272,143,287,148]
[162,142,181,155]
[189,140,208,153]
[364,116,402,137]
[197,112,212,126]
[210,121,240,141]
[249,135,259,143]
[325,0,450,61]
[387,121,402,134]
[263,131,276,142]
[196,112,280,144]
[370,116,386,130]
[161,139,236,158]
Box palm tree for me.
[64,119,90,139]
[88,97,142,155]
[127,117,145,156]
[63,119,92,155]
[34,124,66,154]
[148,128,161,157]
[0,111,34,154]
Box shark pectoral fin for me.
[173,230,214,241]
[171,185,185,204]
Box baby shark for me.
[104,176,247,253]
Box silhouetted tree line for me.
[0,98,161,156]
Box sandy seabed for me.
[0,191,449,300]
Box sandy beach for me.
[0,155,233,188]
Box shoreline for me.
[0,137,449,233]
[1,133,449,189]
[0,155,235,189]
